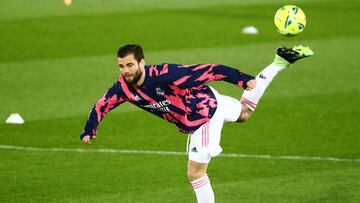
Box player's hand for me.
[82,135,96,144]
[246,79,257,90]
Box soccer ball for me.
[274,5,306,36]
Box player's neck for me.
[135,66,146,86]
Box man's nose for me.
[121,67,129,74]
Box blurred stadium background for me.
[0,0,359,202]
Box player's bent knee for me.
[187,160,208,181]
[237,105,253,123]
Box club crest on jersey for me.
[155,87,165,96]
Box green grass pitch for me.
[0,0,359,202]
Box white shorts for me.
[187,87,242,163]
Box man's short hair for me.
[117,44,144,63]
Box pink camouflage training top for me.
[80,63,255,139]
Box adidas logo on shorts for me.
[191,147,198,153]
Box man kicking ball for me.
[80,44,313,203]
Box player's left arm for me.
[167,63,256,89]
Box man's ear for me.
[140,59,145,67]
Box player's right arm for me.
[80,81,126,144]
[148,63,255,89]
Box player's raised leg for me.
[238,45,314,122]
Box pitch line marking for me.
[0,145,359,163]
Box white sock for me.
[241,63,285,111]
[191,175,214,203]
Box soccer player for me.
[80,44,313,203]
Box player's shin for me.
[241,61,287,111]
[191,174,214,203]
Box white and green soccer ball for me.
[274,5,306,36]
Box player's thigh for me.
[187,124,213,164]
[187,115,225,163]
[218,94,242,122]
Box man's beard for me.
[124,66,143,85]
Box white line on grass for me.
[0,145,359,163]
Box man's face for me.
[117,54,143,85]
